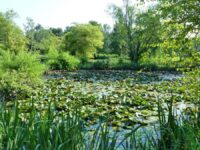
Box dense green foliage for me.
[24,18,62,53]
[109,1,161,64]
[47,49,80,70]
[0,50,46,100]
[64,24,104,59]
[159,0,200,35]
[0,11,26,53]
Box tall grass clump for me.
[0,102,85,150]
[0,50,46,101]
[1,97,200,149]
[0,102,145,150]
[153,68,200,150]
[47,49,80,70]
[156,97,200,150]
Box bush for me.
[118,57,124,64]
[80,56,88,65]
[94,54,108,59]
[47,49,80,70]
[0,50,46,101]
[93,59,110,70]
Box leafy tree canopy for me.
[0,10,26,53]
[159,0,200,36]
[64,24,104,58]
[109,0,161,63]
[24,18,61,53]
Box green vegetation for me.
[46,49,80,70]
[64,24,104,59]
[1,0,198,71]
[0,70,199,149]
[24,18,61,53]
[0,50,46,101]
[0,10,26,53]
[0,0,199,149]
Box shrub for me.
[94,54,108,59]
[47,49,80,70]
[46,48,59,67]
[118,57,124,65]
[0,50,46,101]
[93,59,110,70]
[80,56,88,65]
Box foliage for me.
[156,97,200,150]
[0,101,147,150]
[1,69,200,149]
[155,0,200,65]
[159,0,200,36]
[109,1,161,64]
[130,10,161,62]
[110,23,128,56]
[50,27,64,37]
[64,24,104,59]
[0,2,200,150]
[101,24,112,54]
[155,68,200,149]
[0,103,85,150]
[92,59,110,70]
[24,19,61,53]
[12,70,198,128]
[0,50,46,100]
[0,10,26,53]
[47,49,80,70]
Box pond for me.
[14,70,195,130]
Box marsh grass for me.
[157,97,200,150]
[0,97,200,150]
[0,102,85,150]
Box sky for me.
[0,0,124,30]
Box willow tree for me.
[64,23,104,59]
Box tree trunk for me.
[130,42,140,65]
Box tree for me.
[24,19,61,53]
[130,10,161,62]
[89,20,101,27]
[109,0,161,63]
[0,10,26,53]
[109,0,135,57]
[101,24,112,54]
[110,23,127,56]
[157,0,200,63]
[64,24,104,58]
[159,0,200,37]
[50,27,63,37]
[24,18,36,51]
[34,25,61,54]
[156,0,200,127]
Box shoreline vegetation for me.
[0,90,199,149]
[1,70,199,149]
